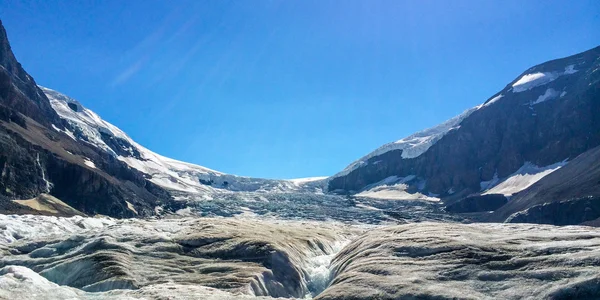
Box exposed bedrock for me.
[317,222,600,300]
[504,196,600,225]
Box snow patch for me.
[483,161,567,196]
[50,123,76,140]
[531,88,559,105]
[82,158,96,169]
[482,94,504,107]
[175,207,194,216]
[356,176,439,201]
[513,72,555,92]
[564,64,577,74]
[513,65,578,93]
[288,177,328,185]
[125,201,138,215]
[354,203,381,211]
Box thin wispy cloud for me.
[110,55,147,87]
[109,6,186,87]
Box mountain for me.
[0,20,176,217]
[329,45,600,225]
[0,21,62,128]
[491,145,600,225]
[41,86,326,198]
[1,16,599,225]
[0,20,325,218]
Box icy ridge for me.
[332,107,478,179]
[41,86,326,195]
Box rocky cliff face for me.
[0,21,62,128]
[0,20,173,217]
[329,46,600,217]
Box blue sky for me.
[1,0,599,179]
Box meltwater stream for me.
[303,240,349,298]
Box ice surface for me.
[5,217,595,299]
[0,266,82,300]
[0,214,114,243]
[0,215,356,299]
[320,222,600,300]
[0,265,291,300]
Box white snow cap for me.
[512,65,578,93]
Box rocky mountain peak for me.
[0,20,63,128]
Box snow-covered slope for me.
[42,87,326,196]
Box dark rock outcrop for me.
[445,193,508,213]
[0,20,63,128]
[504,196,600,225]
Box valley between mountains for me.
[1,19,600,300]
